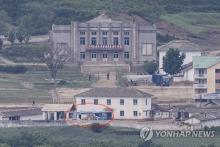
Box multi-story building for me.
[50,13,156,72]
[74,88,152,120]
[193,56,220,99]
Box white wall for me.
[173,68,194,82]
[20,115,43,121]
[75,97,151,120]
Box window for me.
[91,37,97,45]
[216,80,220,83]
[216,69,220,73]
[120,99,124,105]
[124,52,129,59]
[133,99,138,105]
[124,37,130,45]
[120,111,124,116]
[133,111,138,117]
[142,44,153,56]
[102,37,108,45]
[113,31,119,35]
[124,31,129,35]
[80,31,85,35]
[102,31,108,35]
[94,99,98,105]
[81,99,86,105]
[146,99,148,105]
[91,53,97,59]
[146,111,148,117]
[91,31,97,35]
[107,99,111,105]
[80,52,85,59]
[80,37,85,45]
[113,52,119,58]
[103,53,108,59]
[113,37,119,45]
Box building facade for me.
[50,14,156,66]
[74,88,152,120]
[193,56,220,99]
[158,40,201,81]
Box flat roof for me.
[42,104,74,112]
[75,87,152,98]
[0,108,42,117]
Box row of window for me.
[81,98,148,105]
[80,31,130,36]
[80,52,129,59]
[216,79,220,83]
[120,111,141,117]
[80,37,129,46]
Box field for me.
[0,126,219,147]
[0,68,96,103]
[160,12,220,34]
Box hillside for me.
[0,0,220,50]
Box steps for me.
[81,61,130,74]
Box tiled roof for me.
[158,40,201,52]
[193,56,220,68]
[75,88,152,98]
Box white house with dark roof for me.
[158,40,201,81]
[74,88,152,120]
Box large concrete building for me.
[50,13,156,73]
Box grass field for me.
[160,12,220,34]
[0,126,219,147]
[0,68,96,103]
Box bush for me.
[58,80,68,85]
[144,61,158,75]
[0,65,27,74]
[90,123,105,133]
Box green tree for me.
[163,48,185,75]
[7,30,15,44]
[16,31,25,43]
[144,61,158,75]
[24,32,30,43]
[0,39,3,50]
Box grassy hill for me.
[1,0,220,35]
[160,12,220,34]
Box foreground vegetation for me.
[0,126,219,147]
[1,0,220,35]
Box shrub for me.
[144,61,158,75]
[90,123,104,133]
[0,65,27,74]
[58,80,68,85]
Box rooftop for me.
[193,56,220,68]
[75,87,152,98]
[158,40,201,52]
[0,108,42,117]
[42,104,75,112]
